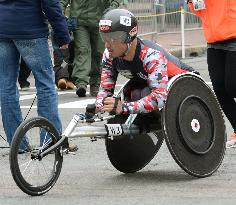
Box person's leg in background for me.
[224,50,236,147]
[66,40,76,89]
[72,26,91,97]
[68,40,75,77]
[89,26,104,97]
[207,48,236,147]
[18,57,31,90]
[52,32,67,90]
[59,40,75,90]
[0,39,28,148]
[52,32,75,90]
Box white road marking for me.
[20,98,96,109]
[20,91,76,101]
[59,99,96,109]
[20,94,36,101]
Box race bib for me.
[192,0,206,11]
[105,124,123,136]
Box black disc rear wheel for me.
[106,114,164,173]
[163,75,226,177]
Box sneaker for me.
[226,133,236,148]
[66,81,75,90]
[58,78,67,90]
[90,84,99,97]
[76,85,87,97]
[62,143,78,154]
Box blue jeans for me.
[0,38,62,147]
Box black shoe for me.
[76,85,87,97]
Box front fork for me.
[37,113,83,160]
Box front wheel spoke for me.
[39,161,50,180]
[35,161,44,186]
[20,159,33,175]
[41,138,52,152]
[25,160,37,183]
[41,130,48,150]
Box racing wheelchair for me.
[9,72,226,196]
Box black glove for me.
[85,104,96,119]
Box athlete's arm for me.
[95,50,118,110]
[122,49,168,114]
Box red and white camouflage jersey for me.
[96,38,195,114]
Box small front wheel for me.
[9,117,63,196]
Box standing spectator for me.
[187,0,236,148]
[51,15,77,90]
[18,58,31,91]
[60,0,122,97]
[52,34,76,90]
[0,0,77,151]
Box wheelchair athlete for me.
[96,9,197,115]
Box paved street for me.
[0,55,236,205]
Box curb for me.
[169,44,207,58]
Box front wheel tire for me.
[10,117,63,196]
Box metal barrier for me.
[126,0,203,58]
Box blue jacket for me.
[0,0,70,45]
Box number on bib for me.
[105,124,123,136]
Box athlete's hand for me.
[102,97,122,114]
